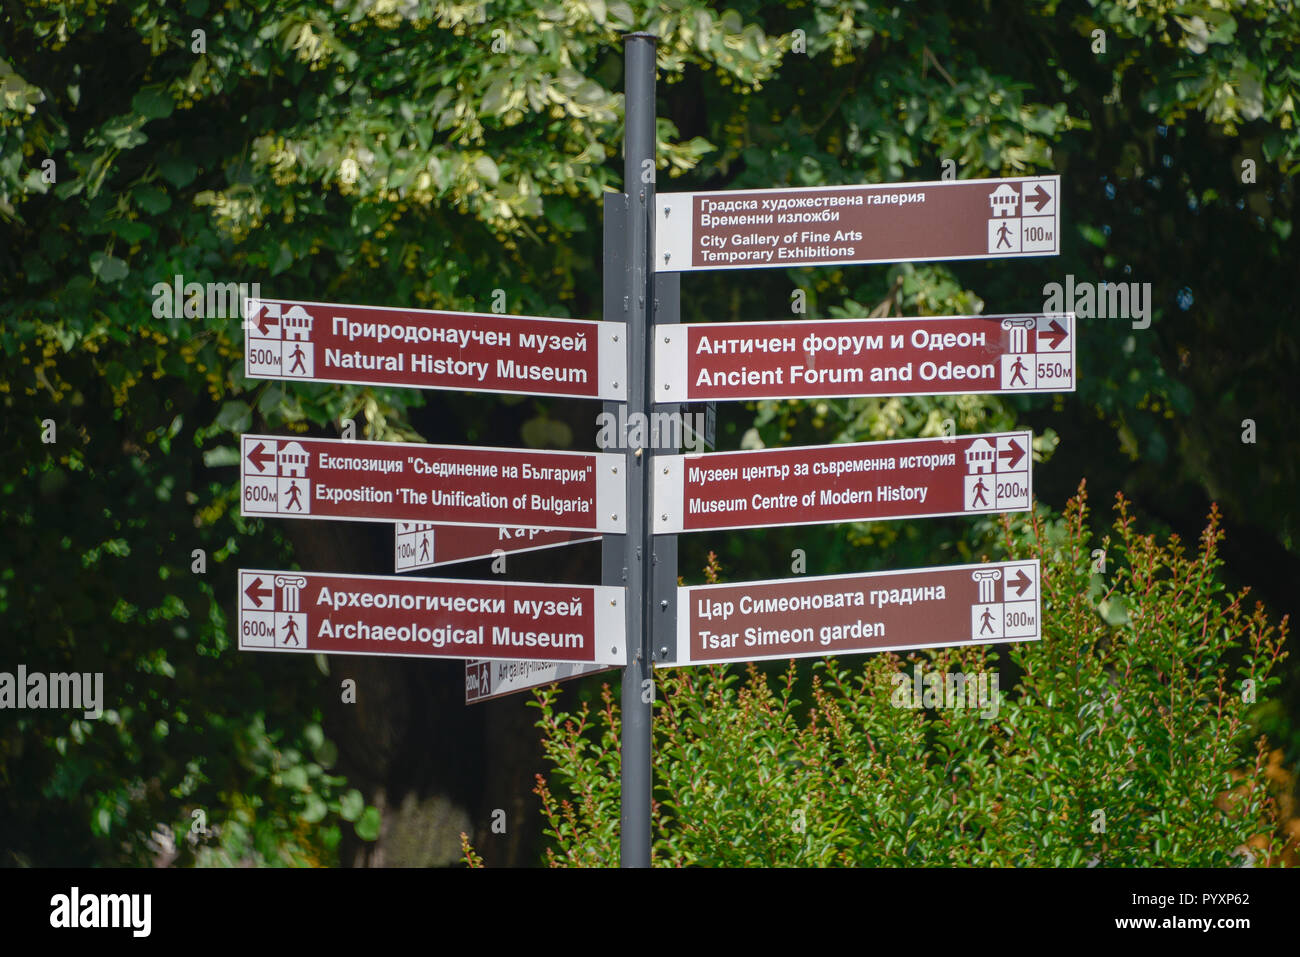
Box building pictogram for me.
[278,441,309,478]
[971,568,1002,603]
[283,305,314,341]
[964,438,996,474]
[988,184,1020,217]
[276,575,306,611]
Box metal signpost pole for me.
[619,32,656,869]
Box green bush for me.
[514,482,1291,867]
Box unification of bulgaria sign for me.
[240,433,624,533]
[671,559,1040,665]
[238,569,626,665]
[243,297,624,400]
[654,431,1032,534]
[655,176,1059,272]
[656,313,1074,402]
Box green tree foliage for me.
[3,0,1297,864]
[518,485,1291,866]
[0,343,373,864]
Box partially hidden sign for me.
[464,658,617,704]
[243,297,624,400]
[654,431,1032,534]
[656,313,1074,403]
[656,176,1059,272]
[238,569,625,665]
[240,434,624,533]
[396,523,600,572]
[671,559,1041,666]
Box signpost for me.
[656,175,1059,272]
[670,559,1040,666]
[395,523,600,572]
[240,433,623,533]
[654,430,1032,534]
[233,35,1070,870]
[243,297,625,401]
[464,658,617,704]
[656,313,1074,403]
[237,569,625,665]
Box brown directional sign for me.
[656,313,1074,402]
[243,297,624,400]
[670,559,1040,666]
[653,431,1031,534]
[240,434,624,533]
[395,523,600,572]
[656,176,1059,272]
[464,658,618,704]
[238,569,625,665]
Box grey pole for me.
[619,31,657,869]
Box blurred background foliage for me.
[1,0,1295,865]
[516,489,1296,866]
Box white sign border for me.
[655,313,1076,403]
[237,567,627,666]
[666,558,1042,666]
[652,429,1033,534]
[240,433,627,534]
[656,175,1060,273]
[243,296,625,401]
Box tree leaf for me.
[89,251,129,283]
[131,88,174,120]
[202,445,240,467]
[158,157,198,188]
[301,793,327,823]
[473,154,500,186]
[214,401,251,433]
[354,806,381,841]
[133,186,171,215]
[339,788,364,822]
